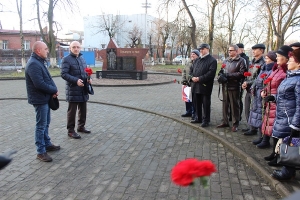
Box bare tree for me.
[91,14,125,39]
[16,0,26,68]
[207,0,222,54]
[264,0,300,49]
[181,0,197,49]
[35,0,75,68]
[127,25,142,48]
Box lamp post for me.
[142,0,151,48]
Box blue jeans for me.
[34,104,52,154]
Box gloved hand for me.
[182,81,188,85]
[264,95,275,102]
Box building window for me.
[2,40,8,49]
[24,40,30,50]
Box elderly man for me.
[25,41,60,162]
[217,44,246,132]
[242,44,265,135]
[61,41,92,139]
[190,43,217,127]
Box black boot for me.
[264,152,275,161]
[268,156,281,166]
[243,128,257,136]
[256,135,270,149]
[252,129,263,145]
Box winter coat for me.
[240,52,250,69]
[25,52,58,105]
[261,64,287,136]
[61,52,89,102]
[272,70,300,138]
[247,62,274,128]
[245,56,265,93]
[221,55,246,91]
[190,54,217,95]
[182,59,192,84]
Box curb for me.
[0,98,291,197]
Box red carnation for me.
[177,68,182,74]
[244,72,252,77]
[264,77,272,84]
[256,65,261,69]
[171,158,216,187]
[221,64,226,68]
[85,67,93,76]
[260,73,267,79]
[249,65,254,68]
[174,79,177,83]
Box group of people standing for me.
[181,42,300,181]
[25,41,91,162]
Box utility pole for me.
[142,0,151,48]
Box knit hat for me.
[236,43,244,48]
[290,49,300,63]
[276,45,293,59]
[266,51,277,62]
[191,49,200,57]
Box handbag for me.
[49,97,59,110]
[277,137,300,166]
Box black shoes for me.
[190,120,201,124]
[68,131,81,139]
[46,144,61,152]
[77,127,91,134]
[181,113,192,117]
[37,153,52,162]
[243,129,257,136]
[268,157,281,166]
[264,152,276,161]
[252,137,263,145]
[242,128,250,132]
[200,122,209,127]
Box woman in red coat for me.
[260,45,293,166]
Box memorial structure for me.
[96,39,148,80]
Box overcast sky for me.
[0,0,159,33]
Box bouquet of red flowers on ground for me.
[171,158,216,199]
[85,67,93,80]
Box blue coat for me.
[25,53,57,105]
[272,70,300,138]
[61,52,89,102]
[248,62,274,128]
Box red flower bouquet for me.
[263,77,272,85]
[249,65,254,68]
[244,72,252,77]
[171,158,216,199]
[178,68,182,74]
[221,64,226,68]
[256,65,261,69]
[85,67,93,80]
[260,73,267,79]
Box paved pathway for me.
[0,76,296,199]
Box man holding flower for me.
[61,41,92,139]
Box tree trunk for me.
[16,0,25,68]
[48,0,57,68]
[181,0,197,49]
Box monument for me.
[96,39,148,80]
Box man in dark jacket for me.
[241,44,265,135]
[217,44,246,132]
[61,41,91,139]
[190,43,217,127]
[25,41,60,162]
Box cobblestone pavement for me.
[0,76,295,199]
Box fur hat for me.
[266,51,277,62]
[277,45,293,59]
[191,49,200,57]
[290,49,300,63]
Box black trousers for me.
[193,93,211,123]
[67,102,87,132]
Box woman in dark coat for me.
[271,48,300,180]
[261,45,293,166]
[248,52,276,147]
